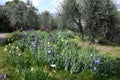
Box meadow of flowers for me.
[4,30,120,80]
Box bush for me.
[5,31,20,44]
[99,39,120,46]
[95,54,119,76]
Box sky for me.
[0,0,63,13]
[0,0,120,13]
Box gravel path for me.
[0,33,8,44]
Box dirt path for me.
[0,33,8,44]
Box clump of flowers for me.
[5,30,119,79]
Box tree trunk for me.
[73,18,84,39]
[78,23,83,39]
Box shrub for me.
[5,31,20,44]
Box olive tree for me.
[60,0,84,36]
[84,0,120,43]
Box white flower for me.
[9,51,11,53]
[12,46,14,49]
[62,39,64,41]
[8,43,10,46]
[50,64,56,68]
[65,41,67,42]
[90,54,93,58]
[18,53,21,56]
[16,46,19,49]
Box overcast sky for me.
[0,0,120,13]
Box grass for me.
[0,32,120,80]
[0,44,20,80]
[0,44,120,80]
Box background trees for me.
[58,0,120,44]
[60,0,84,35]
[0,0,120,44]
[40,11,52,30]
[4,0,39,30]
[0,5,10,32]
[84,0,120,43]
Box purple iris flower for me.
[32,44,36,48]
[36,38,39,43]
[48,34,52,37]
[32,35,35,38]
[18,34,22,39]
[31,42,36,48]
[93,66,97,72]
[94,59,100,65]
[47,50,52,54]
[48,34,53,42]
[49,37,53,42]
[30,38,36,42]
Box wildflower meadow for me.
[2,30,120,80]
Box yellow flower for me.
[4,48,7,52]
[74,39,77,41]
[47,42,50,45]
[31,67,34,72]
[16,47,20,51]
[48,72,52,77]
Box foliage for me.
[95,54,119,76]
[0,5,10,32]
[4,0,39,30]
[84,0,120,43]
[40,11,52,30]
[60,0,83,35]
[5,31,20,43]
[4,30,119,80]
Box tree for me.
[40,11,52,30]
[102,0,120,43]
[5,0,27,29]
[84,0,120,43]
[4,0,39,30]
[50,18,58,30]
[60,0,84,36]
[0,5,10,32]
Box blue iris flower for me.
[94,59,100,65]
[47,50,52,54]
[93,66,97,72]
